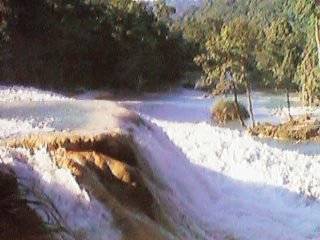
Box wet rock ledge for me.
[250,115,320,141]
[1,132,175,240]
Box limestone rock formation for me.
[2,132,175,240]
[250,115,320,141]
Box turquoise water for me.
[122,88,320,155]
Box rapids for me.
[2,87,320,240]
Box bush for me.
[211,99,249,123]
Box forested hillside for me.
[1,0,320,102]
[138,0,206,16]
[0,0,187,90]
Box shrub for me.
[211,99,249,124]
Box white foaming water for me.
[129,89,320,240]
[0,118,55,139]
[0,147,122,240]
[3,85,320,240]
[0,86,121,240]
[272,105,320,120]
[0,85,72,102]
[135,119,320,240]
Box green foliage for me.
[0,0,187,91]
[295,38,320,105]
[153,0,176,24]
[194,17,258,126]
[263,17,302,89]
[181,0,320,106]
[194,17,257,96]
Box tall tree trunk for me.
[245,80,255,127]
[233,85,246,128]
[315,15,320,68]
[286,87,292,120]
[241,63,255,127]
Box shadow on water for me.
[135,121,320,240]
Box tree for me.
[195,18,258,127]
[296,43,320,106]
[153,0,176,24]
[0,0,186,90]
[264,18,302,119]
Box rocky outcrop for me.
[2,132,175,240]
[3,132,153,215]
[250,115,320,141]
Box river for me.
[2,87,320,240]
[122,88,320,240]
